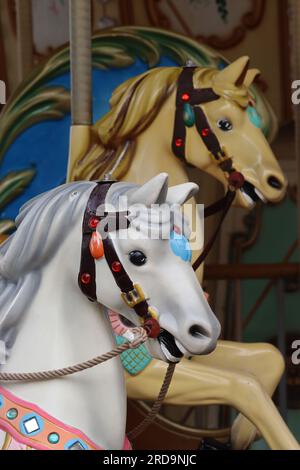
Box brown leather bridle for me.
[172,64,246,271]
[78,180,160,338]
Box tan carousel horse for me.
[67,56,298,450]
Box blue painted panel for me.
[0,57,177,221]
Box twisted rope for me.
[0,326,177,440]
[0,327,148,382]
[127,362,176,440]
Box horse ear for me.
[128,173,169,206]
[167,182,198,206]
[214,56,250,87]
[243,68,260,88]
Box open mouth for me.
[240,180,266,205]
[118,314,183,363]
[158,330,184,363]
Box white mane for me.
[0,182,95,356]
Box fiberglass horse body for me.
[67,57,299,450]
[0,174,220,450]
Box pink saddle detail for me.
[109,310,130,336]
[0,386,131,451]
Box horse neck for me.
[2,228,127,450]
[123,95,189,186]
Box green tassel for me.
[183,103,195,127]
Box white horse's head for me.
[92,173,220,362]
[0,174,220,365]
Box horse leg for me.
[126,352,298,449]
[188,340,285,448]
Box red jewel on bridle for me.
[89,217,100,229]
[112,261,122,273]
[81,273,91,285]
[181,92,190,102]
[228,171,245,189]
[144,318,161,339]
[201,128,210,137]
[175,138,184,147]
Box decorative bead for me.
[89,217,100,229]
[48,432,60,444]
[89,231,104,259]
[183,103,195,127]
[111,261,122,273]
[228,171,245,189]
[201,128,210,137]
[181,92,190,102]
[175,138,183,147]
[7,408,18,420]
[144,318,161,339]
[81,273,91,284]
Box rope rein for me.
[0,326,175,440]
[0,327,147,382]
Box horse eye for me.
[129,250,147,266]
[217,119,233,131]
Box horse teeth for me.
[254,188,266,202]
[160,343,181,363]
[175,339,188,356]
[240,189,255,206]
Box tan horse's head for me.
[93,57,286,208]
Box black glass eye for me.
[129,250,147,266]
[217,119,233,131]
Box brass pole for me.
[68,0,93,181]
[15,0,33,83]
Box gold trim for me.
[148,306,158,320]
[121,283,146,308]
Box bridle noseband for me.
[78,181,160,338]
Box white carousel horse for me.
[0,173,220,450]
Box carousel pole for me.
[67,0,93,182]
[15,0,33,83]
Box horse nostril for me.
[267,176,283,190]
[189,324,209,339]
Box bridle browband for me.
[172,64,245,271]
[78,181,160,338]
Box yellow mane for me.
[71,64,252,181]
